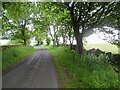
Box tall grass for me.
[47,46,120,88]
[2,46,36,71]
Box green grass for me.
[47,46,120,88]
[84,43,119,54]
[2,45,36,71]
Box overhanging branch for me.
[85,5,105,23]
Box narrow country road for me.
[2,46,58,88]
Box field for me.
[84,43,119,54]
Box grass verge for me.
[2,45,36,72]
[47,46,120,88]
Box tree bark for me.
[21,29,26,45]
[23,39,26,45]
[68,27,73,50]
[21,20,27,45]
[48,25,56,47]
[73,25,83,54]
[56,36,59,47]
[53,26,57,47]
[69,40,73,50]
[70,13,83,54]
[37,40,40,45]
[68,3,83,54]
[55,26,59,47]
[53,39,56,47]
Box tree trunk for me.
[53,26,57,47]
[63,36,65,46]
[70,41,73,50]
[21,20,27,45]
[68,26,73,50]
[55,26,59,47]
[48,25,56,47]
[73,26,83,54]
[53,39,56,47]
[56,36,59,47]
[21,29,26,45]
[69,4,83,54]
[37,40,40,45]
[61,26,66,46]
[69,37,74,50]
[68,33,73,50]
[23,39,26,45]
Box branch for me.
[85,5,105,23]
[91,7,105,25]
[88,2,114,27]
[77,2,92,22]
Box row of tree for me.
[1,2,120,54]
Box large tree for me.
[61,2,115,54]
[36,2,115,53]
[2,2,33,45]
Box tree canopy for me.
[1,1,119,53]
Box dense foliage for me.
[1,2,119,52]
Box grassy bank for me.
[84,43,119,54]
[2,45,36,72]
[47,46,119,88]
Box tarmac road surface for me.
[2,46,58,88]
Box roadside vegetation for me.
[47,46,120,88]
[1,2,120,88]
[2,46,36,72]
